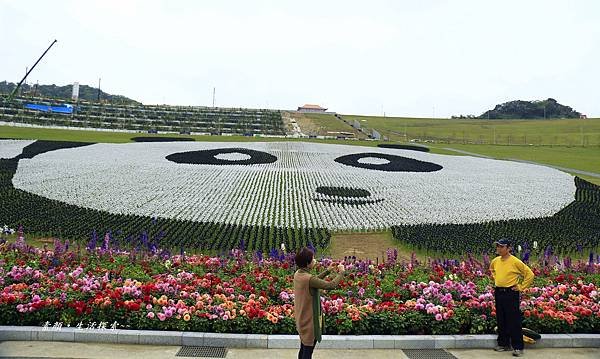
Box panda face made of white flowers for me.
[8,141,575,230]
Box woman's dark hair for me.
[295,247,314,268]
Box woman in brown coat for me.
[293,247,345,359]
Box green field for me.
[341,114,600,146]
[433,144,600,173]
[0,125,377,146]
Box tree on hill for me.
[479,98,581,119]
[0,81,140,105]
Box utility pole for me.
[212,87,216,108]
[543,103,546,119]
[97,78,101,102]
[8,39,58,101]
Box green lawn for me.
[429,143,600,185]
[434,144,600,174]
[341,115,600,146]
[0,124,380,146]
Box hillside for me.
[0,81,140,105]
[480,98,581,119]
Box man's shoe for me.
[493,346,510,351]
[512,349,523,357]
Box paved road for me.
[442,147,600,178]
[1,341,599,359]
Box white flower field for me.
[8,141,576,231]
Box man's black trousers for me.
[495,287,524,350]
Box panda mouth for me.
[312,186,384,206]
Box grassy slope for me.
[302,113,355,132]
[342,115,600,146]
[434,144,600,173]
[287,112,365,138]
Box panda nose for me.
[313,186,384,205]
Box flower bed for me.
[1,242,598,335]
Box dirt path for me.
[328,231,425,262]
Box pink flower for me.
[147,312,155,319]
[157,313,166,321]
[435,313,443,321]
[279,291,290,301]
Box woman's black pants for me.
[495,287,524,350]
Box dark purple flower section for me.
[316,186,371,198]
[334,152,442,172]
[166,148,277,165]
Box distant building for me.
[580,114,587,119]
[297,104,327,113]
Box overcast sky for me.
[2,0,599,117]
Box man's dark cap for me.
[494,238,511,247]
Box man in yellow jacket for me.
[489,238,534,357]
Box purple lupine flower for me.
[522,250,530,264]
[140,231,149,248]
[87,230,97,251]
[101,232,110,252]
